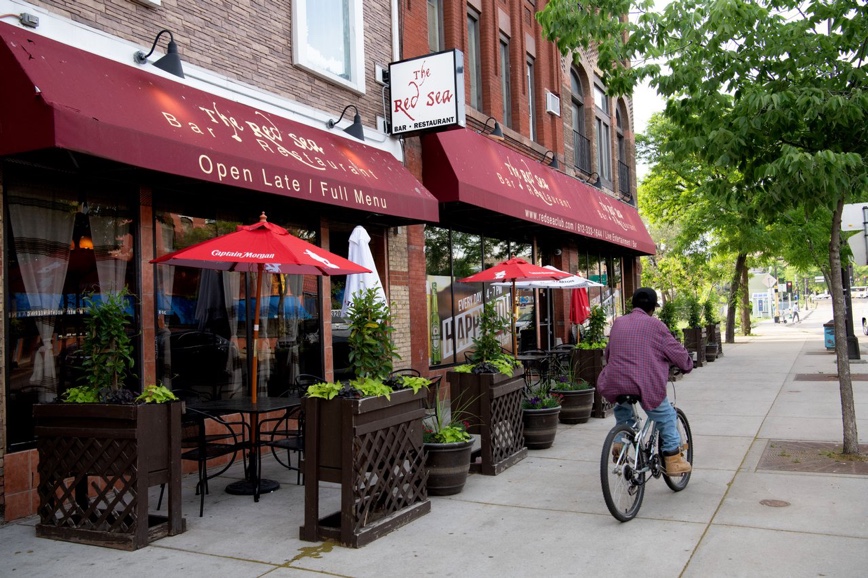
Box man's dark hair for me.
[632,287,658,314]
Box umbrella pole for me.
[511,280,518,356]
[251,264,263,404]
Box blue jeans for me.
[614,397,681,453]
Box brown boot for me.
[664,451,692,475]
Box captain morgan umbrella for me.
[152,212,370,402]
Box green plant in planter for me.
[686,294,703,328]
[703,298,719,325]
[346,287,399,381]
[349,376,394,400]
[576,305,607,350]
[657,300,681,339]
[424,396,473,444]
[306,381,342,400]
[136,384,178,404]
[521,381,563,409]
[68,289,137,404]
[395,375,432,394]
[463,301,519,375]
[548,375,591,391]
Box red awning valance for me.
[0,23,438,222]
[422,129,655,255]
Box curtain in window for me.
[305,0,350,78]
[8,193,76,386]
[89,212,131,295]
[223,271,243,397]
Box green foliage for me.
[548,376,591,391]
[398,375,432,394]
[346,287,398,381]
[136,384,178,404]
[577,306,607,349]
[424,396,473,444]
[348,376,393,400]
[469,301,508,363]
[453,364,474,374]
[306,382,342,400]
[522,382,564,410]
[657,300,680,336]
[686,295,702,328]
[80,289,135,395]
[703,298,719,326]
[63,385,100,404]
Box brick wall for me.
[387,227,411,366]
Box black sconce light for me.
[134,29,185,79]
[326,105,366,141]
[542,150,560,170]
[478,116,504,140]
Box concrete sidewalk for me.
[2,302,866,577]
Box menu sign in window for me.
[389,49,466,136]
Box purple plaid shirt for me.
[596,308,693,411]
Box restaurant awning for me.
[0,23,438,222]
[421,129,655,255]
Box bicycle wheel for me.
[661,408,693,491]
[601,424,645,522]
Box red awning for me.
[422,129,655,254]
[0,23,438,222]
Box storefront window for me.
[153,205,321,400]
[4,168,137,450]
[425,227,533,366]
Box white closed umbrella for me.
[341,225,387,316]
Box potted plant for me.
[657,300,682,342]
[422,395,475,496]
[571,305,611,417]
[447,301,527,475]
[301,288,431,548]
[548,375,595,424]
[521,382,562,449]
[33,289,184,550]
[703,297,722,360]
[682,294,707,366]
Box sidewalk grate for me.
[793,373,868,381]
[757,440,868,475]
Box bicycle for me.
[600,378,693,522]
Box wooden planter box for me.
[683,327,707,367]
[447,369,527,476]
[571,349,611,418]
[33,402,184,551]
[300,388,430,548]
[706,323,723,358]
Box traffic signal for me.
[786,281,793,293]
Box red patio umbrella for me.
[459,257,571,355]
[152,212,370,402]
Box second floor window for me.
[595,85,612,181]
[467,9,483,110]
[428,0,444,52]
[500,36,511,128]
[571,70,591,173]
[527,57,536,142]
[292,0,364,92]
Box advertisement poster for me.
[427,276,512,365]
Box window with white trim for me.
[594,84,612,181]
[428,0,444,52]
[292,0,365,92]
[527,56,536,142]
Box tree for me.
[539,0,868,454]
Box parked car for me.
[815,292,831,300]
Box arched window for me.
[571,70,591,173]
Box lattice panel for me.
[351,421,427,533]
[488,390,524,464]
[37,436,139,534]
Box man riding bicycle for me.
[596,288,694,476]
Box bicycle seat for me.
[615,394,641,405]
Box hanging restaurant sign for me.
[389,49,466,136]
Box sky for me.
[633,79,664,181]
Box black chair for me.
[159,406,250,517]
[257,401,305,486]
[389,368,421,379]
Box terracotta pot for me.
[424,438,474,496]
[555,388,595,424]
[522,407,561,449]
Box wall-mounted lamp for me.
[134,29,185,79]
[542,150,560,170]
[326,105,365,141]
[478,117,504,141]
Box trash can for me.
[823,321,835,350]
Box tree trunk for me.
[740,260,751,336]
[726,253,747,343]
[829,197,860,455]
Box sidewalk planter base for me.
[706,323,723,358]
[522,407,560,449]
[448,370,527,476]
[300,389,430,548]
[571,349,611,418]
[423,437,475,496]
[557,388,595,424]
[683,327,707,367]
[34,402,185,551]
